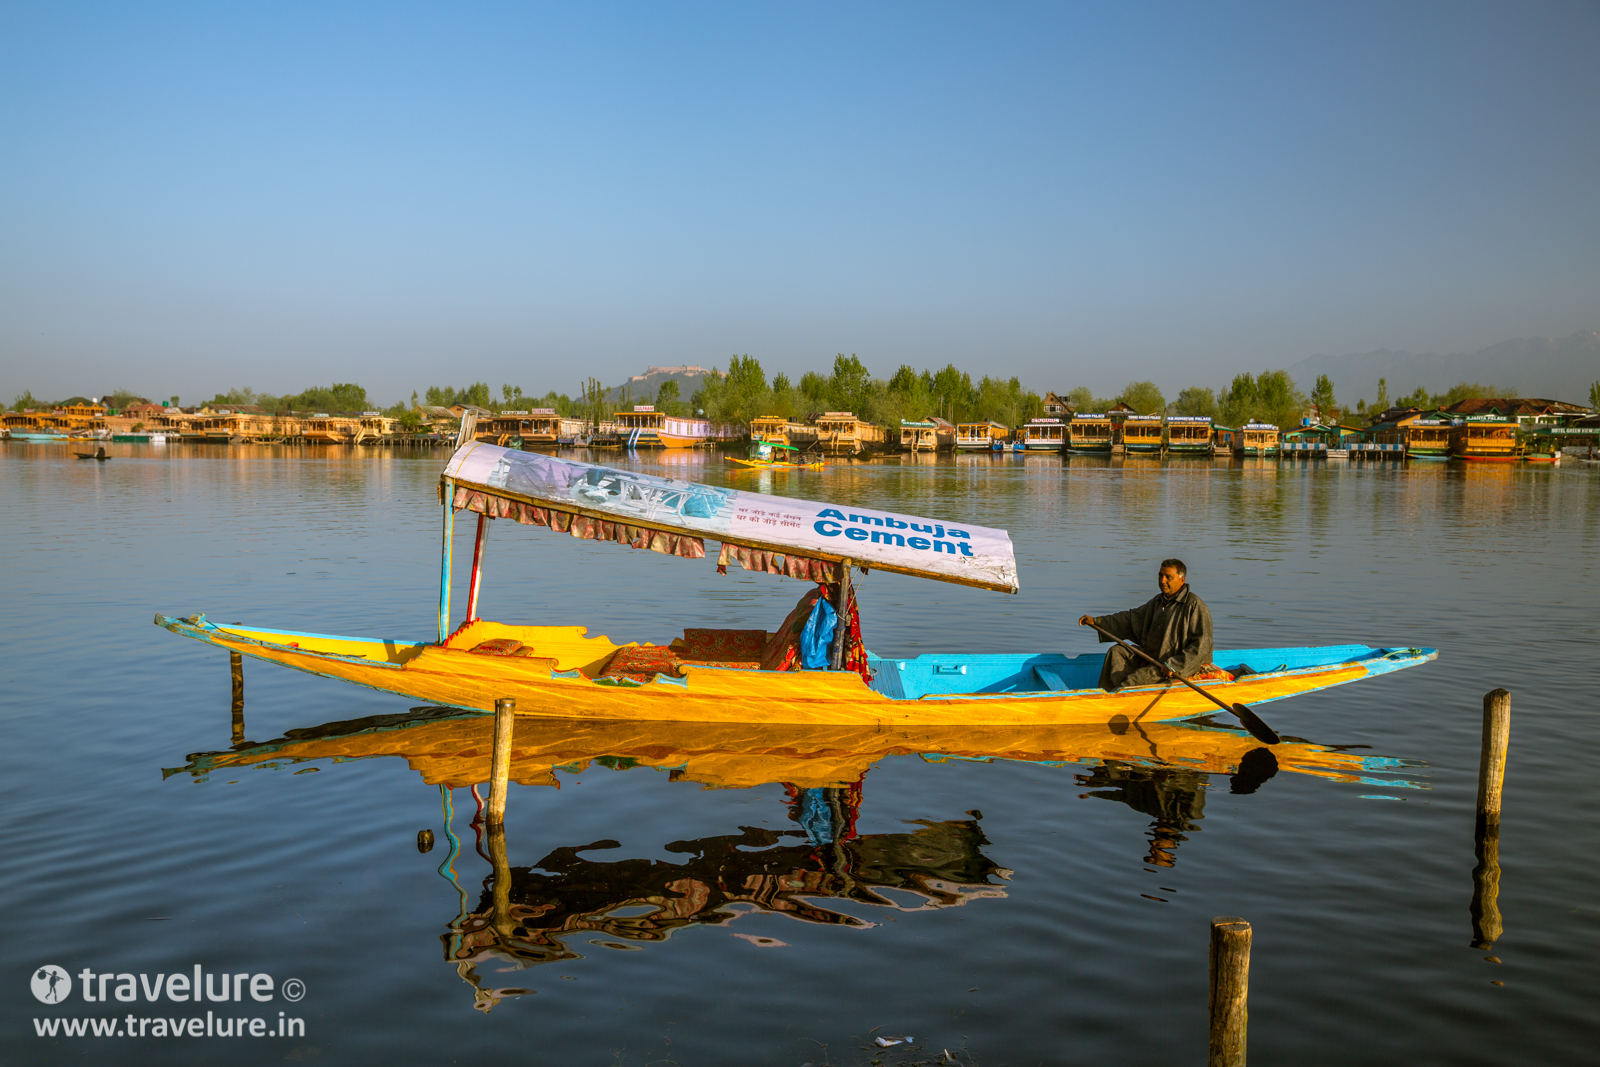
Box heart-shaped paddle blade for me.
[1232,704,1280,745]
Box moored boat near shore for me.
[1067,413,1112,454]
[1165,416,1212,455]
[1022,417,1067,452]
[956,421,1009,450]
[1450,418,1519,462]
[1119,414,1164,454]
[1235,423,1281,457]
[614,405,712,449]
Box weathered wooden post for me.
[1208,916,1251,1067]
[229,652,245,745]
[1476,689,1510,826]
[1470,689,1509,948]
[486,697,515,826]
[829,562,852,670]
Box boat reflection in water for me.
[169,711,1425,1009]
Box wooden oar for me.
[1082,619,1280,745]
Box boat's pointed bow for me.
[154,613,219,643]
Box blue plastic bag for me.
[799,595,837,669]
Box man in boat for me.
[1079,559,1213,692]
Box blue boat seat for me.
[1032,664,1071,691]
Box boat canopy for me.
[442,442,1018,593]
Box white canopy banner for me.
[443,443,1018,592]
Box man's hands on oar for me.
[1079,616,1280,745]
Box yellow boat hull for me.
[156,615,1435,728]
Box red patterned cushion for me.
[680,628,768,664]
[470,639,524,656]
[597,645,682,682]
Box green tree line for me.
[13,368,1582,426]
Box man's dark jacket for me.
[1094,584,1213,690]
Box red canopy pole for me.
[466,513,490,622]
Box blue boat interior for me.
[863,644,1415,700]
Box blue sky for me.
[2,1,1596,405]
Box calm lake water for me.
[3,442,1596,1065]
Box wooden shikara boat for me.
[157,440,1436,729]
[727,438,825,470]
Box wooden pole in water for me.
[486,697,514,827]
[465,513,489,623]
[1208,916,1251,1067]
[229,652,244,745]
[438,477,455,643]
[829,561,852,670]
[1476,689,1510,826]
[1470,688,1509,947]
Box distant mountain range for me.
[1287,330,1598,406]
[601,365,721,406]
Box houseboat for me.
[1402,419,1453,461]
[900,420,942,453]
[614,405,712,450]
[1166,416,1212,455]
[2,411,69,441]
[1235,423,1281,457]
[1449,418,1518,462]
[1022,417,1067,453]
[180,414,244,444]
[750,415,791,446]
[1282,424,1335,458]
[301,415,356,445]
[1067,413,1113,454]
[814,412,886,455]
[956,421,1009,451]
[1119,414,1164,454]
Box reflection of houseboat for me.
[1021,417,1066,452]
[956,421,1009,451]
[1450,419,1518,462]
[1067,413,1112,454]
[1119,414,1164,454]
[1235,423,1280,457]
[814,412,885,455]
[614,405,711,449]
[1166,416,1212,455]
